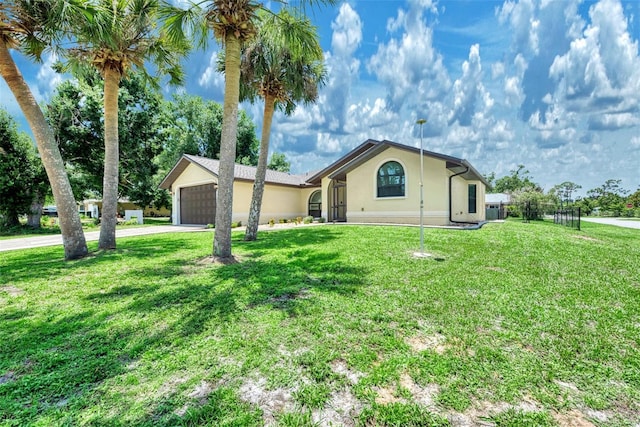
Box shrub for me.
[279,218,287,224]
[303,216,313,224]
[206,223,215,229]
[231,221,242,228]
[268,219,275,227]
[296,216,303,224]
[318,217,326,223]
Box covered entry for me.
[180,183,216,225]
[329,179,346,222]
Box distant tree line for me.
[485,166,640,218]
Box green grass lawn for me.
[1,221,638,426]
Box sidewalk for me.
[0,222,326,253]
[580,217,640,230]
[0,225,209,252]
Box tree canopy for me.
[267,152,291,173]
[0,109,48,229]
[46,71,167,209]
[156,93,259,175]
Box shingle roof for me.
[159,154,312,190]
[307,139,489,186]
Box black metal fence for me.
[554,207,581,230]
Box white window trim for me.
[373,158,409,200]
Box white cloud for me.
[448,44,493,127]
[197,49,224,91]
[549,0,640,123]
[345,98,396,134]
[316,132,342,153]
[35,53,63,101]
[314,3,363,134]
[331,3,362,57]
[368,1,450,111]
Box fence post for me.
[577,207,581,231]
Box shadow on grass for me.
[0,233,207,286]
[0,227,364,425]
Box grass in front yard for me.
[1,221,639,426]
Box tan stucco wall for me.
[450,177,486,223]
[231,182,315,224]
[318,147,486,225]
[170,163,317,225]
[343,146,449,225]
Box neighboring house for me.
[160,139,487,226]
[485,193,512,220]
[81,199,171,218]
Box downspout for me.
[448,164,477,225]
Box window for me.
[468,184,477,213]
[377,161,405,197]
[308,190,321,217]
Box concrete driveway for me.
[581,217,640,230]
[0,225,210,252]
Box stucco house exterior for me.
[159,139,487,226]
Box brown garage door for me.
[180,183,216,225]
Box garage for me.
[180,183,216,225]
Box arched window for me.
[308,190,322,217]
[377,161,405,197]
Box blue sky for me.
[2,0,639,195]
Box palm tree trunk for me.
[213,34,241,259]
[0,42,88,260]
[245,94,275,241]
[99,67,121,250]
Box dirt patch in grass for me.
[188,380,214,403]
[399,373,439,407]
[312,389,363,427]
[572,235,601,243]
[553,410,597,427]
[0,286,24,297]
[330,359,363,384]
[196,255,246,265]
[0,371,16,384]
[406,333,448,354]
[239,377,296,426]
[373,373,439,408]
[448,397,541,426]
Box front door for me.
[330,179,347,222]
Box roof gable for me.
[310,139,488,185]
[159,154,313,190]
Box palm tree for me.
[166,0,333,260]
[0,0,88,260]
[237,10,325,241]
[66,0,187,250]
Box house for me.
[80,199,171,218]
[485,193,512,220]
[159,139,487,226]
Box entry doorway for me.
[330,179,346,222]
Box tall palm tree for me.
[66,0,187,250]
[166,0,333,260]
[0,0,88,260]
[237,10,325,241]
[205,0,259,259]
